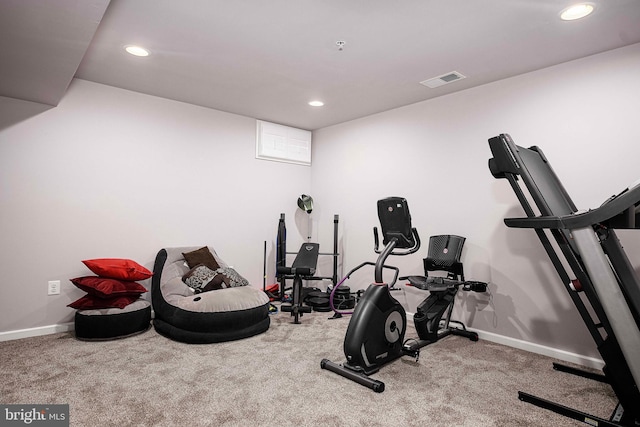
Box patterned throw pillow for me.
[215,267,249,288]
[182,265,220,293]
[182,265,250,293]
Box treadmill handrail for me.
[504,184,640,230]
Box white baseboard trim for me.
[0,317,605,370]
[0,311,156,343]
[471,328,605,370]
[405,312,605,370]
[0,322,75,342]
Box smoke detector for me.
[420,71,466,89]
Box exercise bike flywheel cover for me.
[297,194,314,214]
[384,310,405,343]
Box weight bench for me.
[277,243,320,323]
[488,133,640,426]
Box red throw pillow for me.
[68,294,140,310]
[82,258,153,281]
[70,276,147,299]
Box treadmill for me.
[487,133,640,426]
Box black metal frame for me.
[278,243,319,324]
[321,197,421,392]
[321,198,487,390]
[488,133,640,426]
[276,213,340,301]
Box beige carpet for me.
[0,309,617,426]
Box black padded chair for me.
[422,235,466,289]
[407,235,479,344]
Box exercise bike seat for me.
[406,275,460,291]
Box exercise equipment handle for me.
[374,238,398,283]
[374,227,421,256]
[374,227,380,252]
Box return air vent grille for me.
[420,71,466,89]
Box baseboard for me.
[471,328,605,370]
[0,322,75,342]
[0,316,605,370]
[405,312,605,370]
[0,310,156,343]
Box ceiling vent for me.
[420,71,466,89]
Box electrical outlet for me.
[48,280,61,295]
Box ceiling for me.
[2,0,640,130]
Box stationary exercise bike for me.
[321,197,486,392]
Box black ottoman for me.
[74,299,151,340]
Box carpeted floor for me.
[0,309,617,426]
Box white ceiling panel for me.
[0,0,110,106]
[3,0,640,129]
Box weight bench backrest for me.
[291,243,320,274]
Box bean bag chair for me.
[151,246,270,343]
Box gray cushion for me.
[157,246,268,312]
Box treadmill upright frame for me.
[488,133,640,426]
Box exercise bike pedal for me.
[402,347,420,362]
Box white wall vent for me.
[420,71,466,89]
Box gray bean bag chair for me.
[151,246,270,343]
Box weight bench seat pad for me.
[152,246,270,344]
[74,299,151,341]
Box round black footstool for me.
[74,299,151,341]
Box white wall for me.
[311,43,640,359]
[0,79,312,333]
[2,44,639,363]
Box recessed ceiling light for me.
[308,101,324,107]
[560,3,594,20]
[125,45,150,57]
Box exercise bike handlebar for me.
[375,239,399,284]
[373,227,421,256]
[342,261,400,287]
